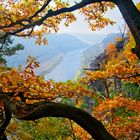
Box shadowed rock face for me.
[88,53,106,93]
[89,53,107,70]
[87,33,128,93]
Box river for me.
[44,48,86,81]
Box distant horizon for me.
[55,32,120,35]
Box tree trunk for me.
[114,77,121,93]
[102,80,110,98]
[114,0,140,58]
[0,99,11,139]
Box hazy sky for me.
[59,0,139,34]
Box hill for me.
[73,33,106,45]
[74,33,121,81]
[81,33,121,68]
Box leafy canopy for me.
[0,0,115,44]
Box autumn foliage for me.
[78,33,140,139]
[0,20,140,140]
[94,96,140,139]
[0,56,92,105]
[0,0,140,139]
[1,32,139,139]
[83,35,140,84]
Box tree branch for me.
[1,0,103,37]
[29,0,53,20]
[14,101,116,140]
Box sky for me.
[59,0,139,35]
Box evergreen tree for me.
[0,35,24,65]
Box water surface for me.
[45,48,85,81]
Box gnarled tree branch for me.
[0,0,102,36]
[12,101,116,140]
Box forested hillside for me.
[81,33,121,69]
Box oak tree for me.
[0,0,140,139]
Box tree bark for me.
[114,0,140,58]
[0,99,11,139]
[102,80,110,98]
[14,101,116,140]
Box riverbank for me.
[37,54,64,76]
[44,48,86,81]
